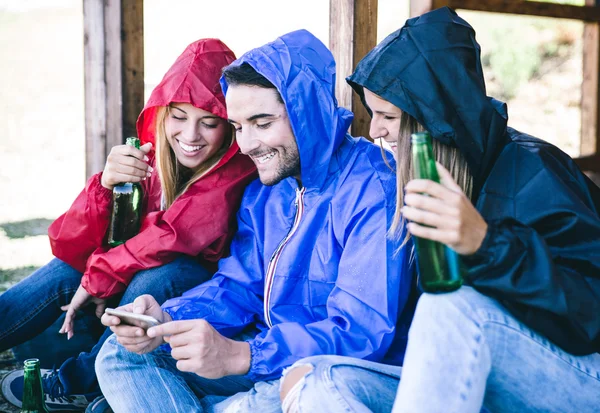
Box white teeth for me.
[179,141,202,152]
[255,152,276,164]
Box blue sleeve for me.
[245,201,413,382]
[161,188,266,338]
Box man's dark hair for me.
[222,63,283,103]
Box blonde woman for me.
[0,38,256,413]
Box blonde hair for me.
[155,105,233,208]
[389,112,474,246]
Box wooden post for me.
[581,0,600,165]
[84,0,144,179]
[329,0,378,139]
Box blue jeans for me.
[96,334,283,412]
[0,257,211,395]
[288,287,600,413]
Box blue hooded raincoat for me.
[348,7,600,355]
[161,30,414,381]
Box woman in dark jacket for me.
[278,7,600,413]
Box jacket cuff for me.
[243,340,260,382]
[462,221,496,278]
[87,173,113,204]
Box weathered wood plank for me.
[581,0,600,167]
[83,0,107,178]
[329,0,378,139]
[83,0,144,178]
[121,0,144,139]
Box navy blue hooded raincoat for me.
[161,30,414,381]
[348,7,600,355]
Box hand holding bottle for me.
[402,162,488,256]
[101,141,154,190]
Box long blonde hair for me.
[389,112,474,246]
[155,105,233,208]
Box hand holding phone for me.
[104,308,161,330]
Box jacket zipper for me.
[263,187,306,328]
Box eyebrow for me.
[228,113,278,124]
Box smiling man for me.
[95,29,415,412]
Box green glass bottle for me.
[107,137,144,247]
[411,131,462,293]
[20,358,49,413]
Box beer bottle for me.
[20,358,49,413]
[410,131,462,293]
[107,137,144,247]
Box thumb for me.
[140,142,153,154]
[95,301,107,319]
[436,162,463,193]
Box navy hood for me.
[221,29,354,190]
[347,7,509,193]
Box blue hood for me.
[221,29,354,190]
[347,7,509,194]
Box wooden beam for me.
[445,0,600,22]
[329,0,378,139]
[581,0,600,169]
[83,0,144,179]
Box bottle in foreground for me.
[20,358,49,413]
[107,137,144,247]
[410,131,462,293]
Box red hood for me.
[136,38,238,163]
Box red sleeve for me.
[81,158,256,298]
[48,173,113,273]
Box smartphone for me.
[104,308,161,330]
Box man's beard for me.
[259,145,301,186]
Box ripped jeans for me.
[282,287,600,413]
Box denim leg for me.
[0,258,82,352]
[62,256,213,395]
[97,334,256,413]
[285,355,402,413]
[393,286,600,413]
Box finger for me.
[407,222,457,246]
[117,334,152,347]
[165,333,192,348]
[175,360,195,374]
[401,206,446,229]
[170,346,195,361]
[60,308,76,335]
[110,324,146,338]
[404,193,454,215]
[107,172,147,184]
[436,162,463,193]
[101,313,122,327]
[114,144,150,162]
[140,142,153,155]
[132,295,158,314]
[115,155,153,174]
[148,320,197,338]
[60,305,69,312]
[405,179,455,200]
[95,302,107,319]
[114,163,151,180]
